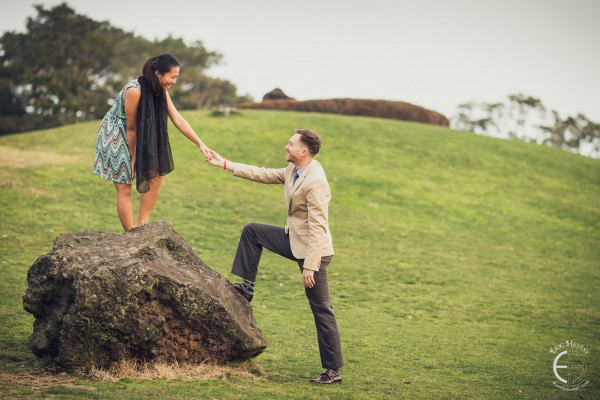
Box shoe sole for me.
[309,380,342,384]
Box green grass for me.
[1,109,599,399]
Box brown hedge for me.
[237,98,449,126]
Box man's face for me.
[285,134,308,163]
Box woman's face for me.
[156,66,180,91]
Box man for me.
[207,129,343,384]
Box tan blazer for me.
[230,159,334,271]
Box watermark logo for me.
[549,340,590,391]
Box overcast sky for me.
[2,0,599,120]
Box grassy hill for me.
[1,109,599,399]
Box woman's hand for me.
[200,145,213,161]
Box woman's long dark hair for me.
[141,54,181,94]
[134,54,179,193]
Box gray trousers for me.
[231,222,344,370]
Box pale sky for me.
[2,0,599,121]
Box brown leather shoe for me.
[309,369,342,384]
[233,283,253,302]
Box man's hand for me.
[302,268,316,288]
[207,150,225,168]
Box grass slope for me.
[0,110,599,399]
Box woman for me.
[93,53,211,231]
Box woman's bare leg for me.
[137,175,164,227]
[113,182,134,231]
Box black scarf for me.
[135,76,174,193]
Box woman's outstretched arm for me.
[165,91,211,158]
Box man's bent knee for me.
[242,222,261,236]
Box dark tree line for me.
[0,3,251,135]
[452,94,600,157]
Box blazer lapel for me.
[287,161,314,211]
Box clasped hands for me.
[200,146,227,169]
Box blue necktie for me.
[293,170,299,184]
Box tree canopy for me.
[452,94,600,158]
[0,3,249,135]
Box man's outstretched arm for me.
[207,149,287,184]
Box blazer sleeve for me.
[230,162,287,184]
[303,182,331,271]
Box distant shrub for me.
[210,109,242,117]
[262,88,293,101]
[238,98,449,126]
[0,115,61,136]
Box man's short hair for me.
[295,129,321,156]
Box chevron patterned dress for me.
[93,79,141,184]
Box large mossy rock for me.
[23,222,266,371]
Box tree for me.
[540,112,600,154]
[451,94,600,157]
[0,3,248,135]
[0,3,117,131]
[177,74,244,109]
